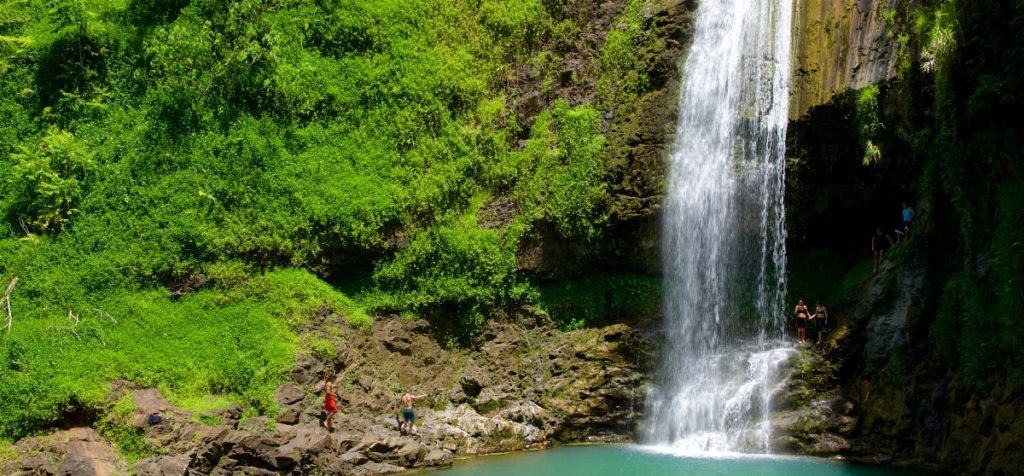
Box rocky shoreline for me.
[2,314,653,475]
[5,275,1019,475]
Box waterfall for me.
[645,0,795,453]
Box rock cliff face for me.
[833,251,1024,474]
[790,0,901,118]
[781,1,1024,473]
[514,0,696,276]
[773,242,1024,474]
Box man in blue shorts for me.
[400,391,427,435]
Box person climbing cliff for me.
[895,202,915,243]
[872,227,894,273]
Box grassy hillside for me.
[0,0,663,441]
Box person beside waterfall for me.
[794,299,810,344]
[813,302,829,345]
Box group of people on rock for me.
[321,375,427,436]
[872,202,915,273]
[800,202,916,344]
[793,299,828,345]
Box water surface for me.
[429,445,922,476]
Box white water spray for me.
[645,0,795,453]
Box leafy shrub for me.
[536,273,660,330]
[0,269,363,440]
[372,216,522,337]
[307,337,337,361]
[95,394,155,465]
[856,85,883,165]
[517,100,608,241]
[0,0,626,441]
[5,129,94,234]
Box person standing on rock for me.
[323,376,339,431]
[813,301,829,345]
[794,299,810,344]
[400,392,427,435]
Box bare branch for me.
[86,308,117,324]
[3,276,16,299]
[3,276,16,334]
[67,309,80,340]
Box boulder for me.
[275,383,306,406]
[134,456,189,476]
[356,462,406,475]
[422,448,454,467]
[291,353,325,385]
[2,428,127,476]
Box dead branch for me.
[3,277,15,299]
[67,309,80,340]
[3,276,16,334]
[86,308,117,325]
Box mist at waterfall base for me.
[642,0,797,454]
[430,446,924,476]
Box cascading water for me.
[645,0,795,453]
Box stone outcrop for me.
[603,0,695,225]
[1,428,128,476]
[835,255,1024,474]
[771,348,858,456]
[776,247,1024,474]
[791,0,902,118]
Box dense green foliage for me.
[536,272,659,330]
[0,0,654,440]
[914,0,1024,388]
[786,249,871,310]
[0,268,368,438]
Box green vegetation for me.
[536,272,660,330]
[96,394,156,465]
[0,0,662,441]
[929,179,1024,388]
[855,85,883,165]
[598,0,651,107]
[787,249,872,310]
[0,268,352,438]
[915,0,1024,389]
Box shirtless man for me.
[400,392,427,435]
